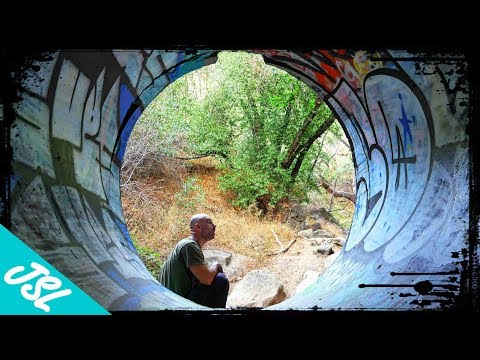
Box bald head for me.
[190,214,211,230]
[189,213,216,245]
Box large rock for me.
[309,207,343,228]
[203,249,250,282]
[227,269,285,308]
[310,237,346,247]
[311,229,335,238]
[315,244,334,255]
[223,253,251,282]
[203,249,232,267]
[298,229,313,238]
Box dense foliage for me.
[131,51,352,212]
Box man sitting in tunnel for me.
[158,213,230,308]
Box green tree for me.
[190,52,337,211]
[135,51,353,213]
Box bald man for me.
[158,214,229,308]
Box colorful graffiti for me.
[0,49,474,310]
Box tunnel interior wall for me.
[260,50,470,309]
[2,49,472,310]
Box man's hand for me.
[190,261,223,285]
[210,261,223,273]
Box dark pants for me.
[186,272,229,308]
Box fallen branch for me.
[173,150,228,160]
[319,174,356,202]
[268,229,297,256]
[271,229,284,252]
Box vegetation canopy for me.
[120,51,355,276]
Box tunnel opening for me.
[5,49,472,311]
[120,50,356,309]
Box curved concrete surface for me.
[0,49,474,310]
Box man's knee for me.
[213,272,229,290]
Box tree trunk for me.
[247,92,262,136]
[282,114,335,172]
[284,114,336,186]
[281,95,324,169]
[328,176,337,211]
[319,174,356,202]
[290,148,307,183]
[276,100,293,156]
[307,144,323,183]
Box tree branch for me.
[268,229,297,256]
[281,95,323,169]
[319,174,356,202]
[282,113,336,173]
[271,229,284,252]
[173,151,228,160]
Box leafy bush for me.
[132,235,163,279]
[174,176,205,211]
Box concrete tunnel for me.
[0,49,475,311]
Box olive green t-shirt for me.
[158,237,205,297]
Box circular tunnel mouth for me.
[119,51,355,310]
[6,49,471,311]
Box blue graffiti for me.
[10,174,21,191]
[114,217,136,252]
[122,296,141,310]
[398,93,415,149]
[117,84,142,162]
[107,268,133,291]
[168,51,185,80]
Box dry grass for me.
[121,157,298,270]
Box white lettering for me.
[34,289,73,312]
[4,262,50,285]
[3,262,72,313]
[21,275,62,301]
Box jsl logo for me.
[4,262,72,313]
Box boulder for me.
[315,244,334,255]
[203,249,232,267]
[227,269,285,308]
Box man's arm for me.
[190,262,223,285]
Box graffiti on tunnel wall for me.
[6,50,218,309]
[1,49,474,310]
[261,50,471,309]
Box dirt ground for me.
[226,220,346,301]
[265,235,343,299]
